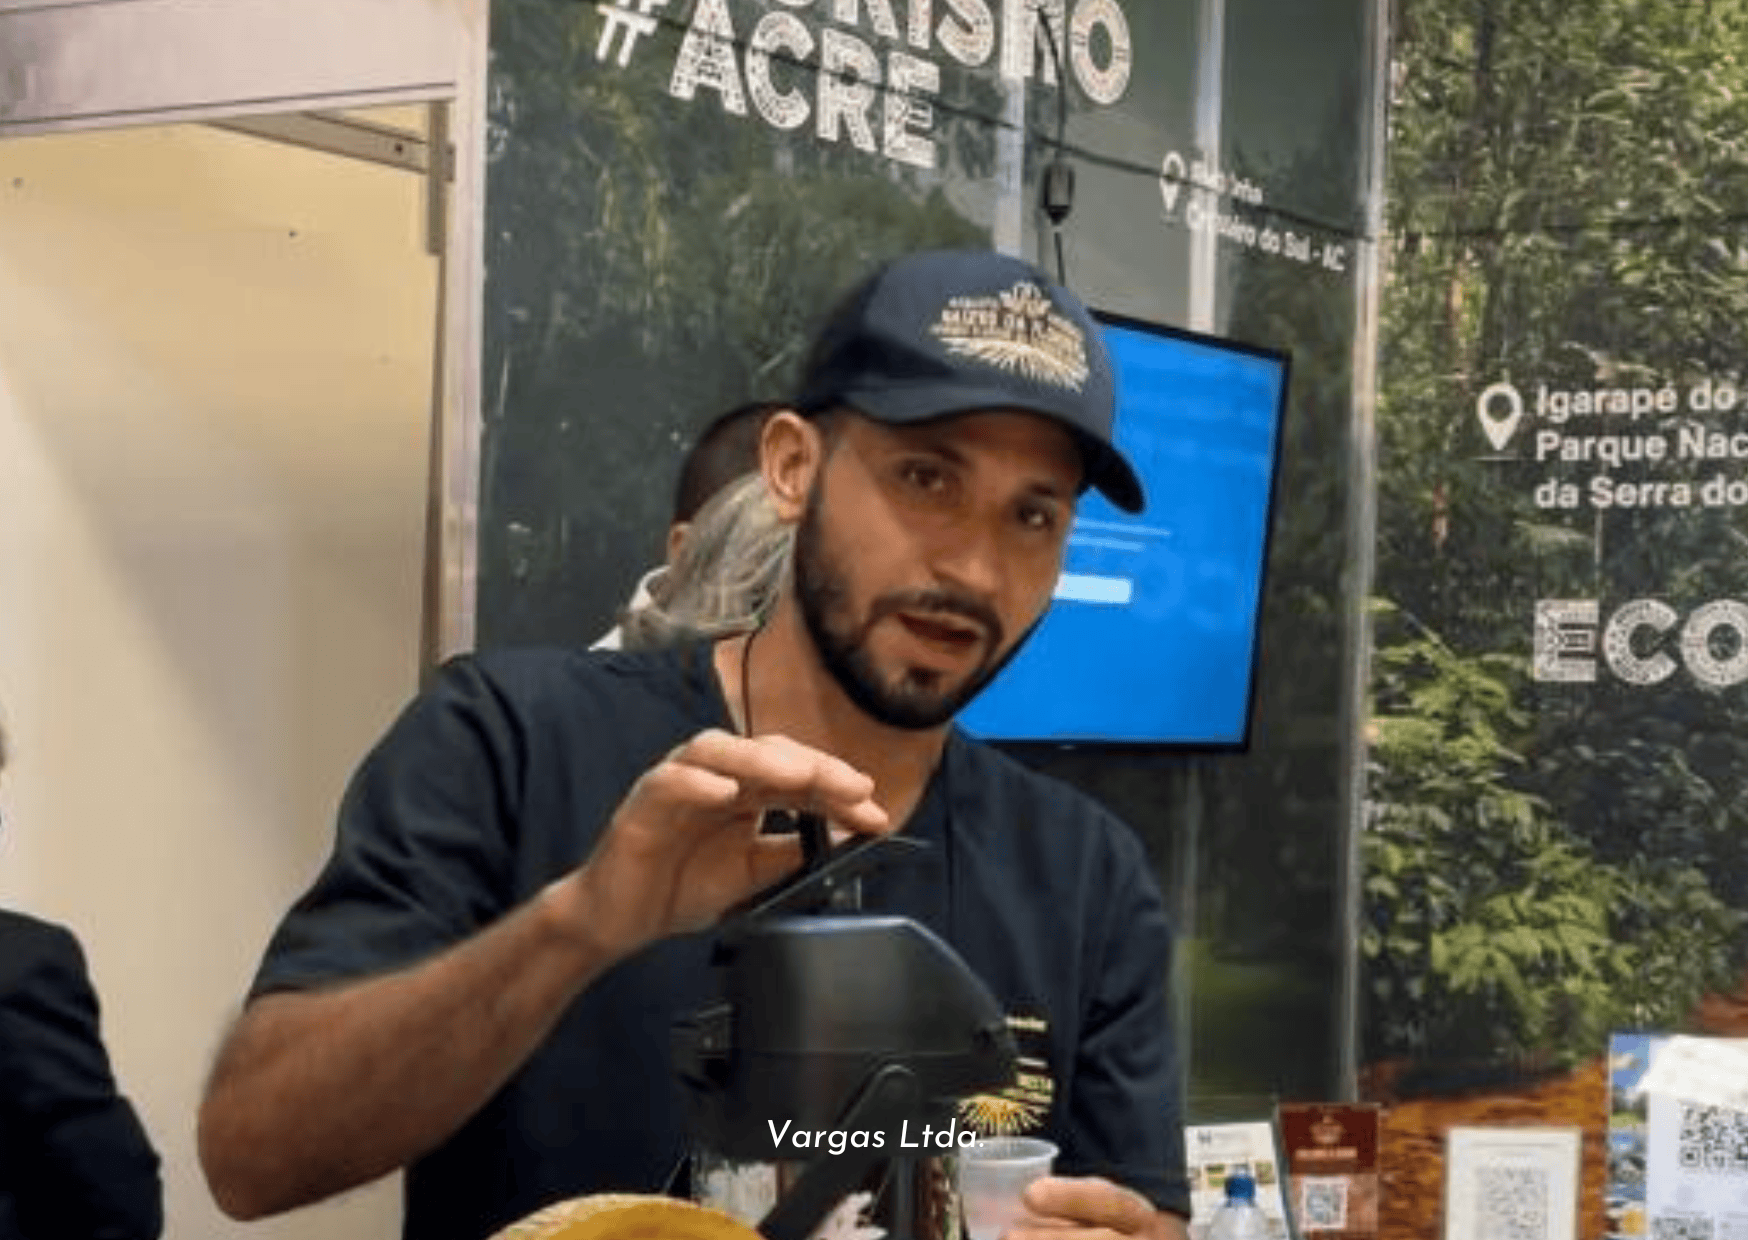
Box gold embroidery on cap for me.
[929,281,1090,392]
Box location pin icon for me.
[1159,151,1186,214]
[1476,381,1524,452]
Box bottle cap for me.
[1223,1172,1257,1202]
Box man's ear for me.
[760,410,824,522]
[664,520,691,565]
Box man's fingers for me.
[1021,1178,1157,1235]
[635,751,745,810]
[584,728,896,947]
[675,729,873,799]
[668,730,890,834]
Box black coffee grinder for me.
[674,815,1017,1240]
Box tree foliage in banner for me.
[481,4,991,644]
[1365,604,1740,1063]
[1372,0,1748,1064]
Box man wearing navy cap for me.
[201,250,1190,1240]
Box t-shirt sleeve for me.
[251,655,524,996]
[1058,827,1191,1220]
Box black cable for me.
[1034,10,1076,285]
[1038,8,1069,161]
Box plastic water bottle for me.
[1205,1172,1269,1240]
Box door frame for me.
[0,0,489,658]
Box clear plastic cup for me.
[955,1137,1058,1240]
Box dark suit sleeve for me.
[0,920,163,1240]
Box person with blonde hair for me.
[595,402,784,651]
[616,471,793,652]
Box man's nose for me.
[932,518,1004,600]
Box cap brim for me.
[1079,437,1146,514]
[841,383,1147,514]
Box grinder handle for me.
[722,813,926,925]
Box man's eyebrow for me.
[890,429,970,467]
[1014,473,1077,510]
[887,425,1078,497]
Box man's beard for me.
[792,479,1042,730]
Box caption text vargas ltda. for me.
[766,1118,982,1156]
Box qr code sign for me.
[1679,1103,1748,1175]
[1666,1218,1748,1240]
[1473,1164,1549,1240]
[1651,1214,1715,1240]
[1297,1177,1347,1231]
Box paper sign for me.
[1184,1121,1291,1240]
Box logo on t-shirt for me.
[958,1012,1055,1135]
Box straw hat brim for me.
[491,1192,764,1240]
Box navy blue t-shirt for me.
[252,643,1189,1240]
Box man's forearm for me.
[198,728,888,1218]
[198,875,618,1219]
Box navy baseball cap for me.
[793,249,1145,513]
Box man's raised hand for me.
[555,730,892,958]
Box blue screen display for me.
[957,313,1290,747]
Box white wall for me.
[0,119,435,1239]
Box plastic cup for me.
[956,1137,1058,1240]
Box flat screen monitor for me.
[957,311,1291,748]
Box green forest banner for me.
[480,0,1379,1102]
[1370,0,1748,1074]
